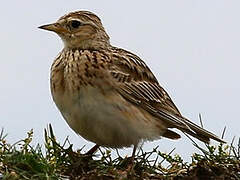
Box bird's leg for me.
[72,144,100,169]
[86,144,99,155]
[131,144,137,162]
[125,144,138,172]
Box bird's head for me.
[39,11,110,50]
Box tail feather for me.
[180,117,225,143]
[150,105,225,143]
[162,129,181,140]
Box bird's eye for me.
[70,20,81,28]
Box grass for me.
[0,125,239,180]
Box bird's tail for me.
[179,117,225,144]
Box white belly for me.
[54,86,165,148]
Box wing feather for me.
[109,47,225,143]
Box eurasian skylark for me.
[39,10,225,156]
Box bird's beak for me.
[38,23,67,33]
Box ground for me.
[0,125,239,180]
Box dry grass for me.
[0,125,239,180]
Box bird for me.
[39,10,225,157]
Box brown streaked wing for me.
[109,47,187,129]
[109,47,225,143]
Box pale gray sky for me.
[1,1,239,160]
